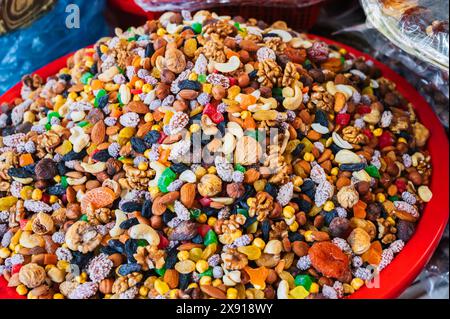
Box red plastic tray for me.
[0,36,448,299]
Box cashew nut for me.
[109,210,127,237]
[129,224,160,246]
[66,176,87,186]
[332,132,353,150]
[223,270,241,286]
[221,133,236,155]
[148,161,168,188]
[363,109,381,125]
[214,56,241,73]
[81,162,107,174]
[19,231,45,249]
[411,152,425,167]
[267,29,292,42]
[227,122,244,139]
[277,279,290,299]
[69,126,90,153]
[352,170,371,183]
[282,81,302,110]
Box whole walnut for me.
[337,185,359,209]
[65,221,102,253]
[197,174,222,197]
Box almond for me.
[152,191,180,215]
[163,269,179,289]
[136,121,153,138]
[180,183,196,208]
[125,101,150,114]
[91,120,106,145]
[200,284,227,299]
[239,40,259,52]
[177,243,204,251]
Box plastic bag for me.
[361,0,449,71]
[0,0,110,94]
[134,0,325,12]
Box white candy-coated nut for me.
[20,231,45,249]
[119,84,131,105]
[264,240,283,255]
[277,280,290,299]
[282,81,302,110]
[214,56,241,73]
[129,224,160,246]
[179,170,197,183]
[418,185,433,202]
[109,210,127,237]
[81,162,107,174]
[227,122,244,139]
[144,90,156,105]
[335,150,362,164]
[332,132,353,150]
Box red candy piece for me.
[131,89,142,95]
[198,224,212,237]
[336,113,350,126]
[157,131,167,144]
[41,193,50,204]
[19,219,28,230]
[395,179,407,193]
[228,77,237,86]
[357,105,372,115]
[361,128,373,139]
[203,103,217,117]
[12,264,22,275]
[199,197,211,207]
[157,233,169,249]
[210,111,224,124]
[379,131,394,149]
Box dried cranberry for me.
[335,113,350,126]
[157,131,167,144]
[157,234,169,249]
[357,105,372,115]
[379,131,394,148]
[11,264,22,274]
[361,128,373,139]
[210,111,224,124]
[228,77,237,86]
[395,179,407,193]
[199,197,211,207]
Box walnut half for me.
[65,221,102,253]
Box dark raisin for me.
[179,273,191,290]
[59,74,71,82]
[162,211,176,225]
[92,149,111,162]
[291,198,312,213]
[57,161,69,176]
[144,130,160,145]
[292,143,305,157]
[108,239,125,254]
[120,201,142,213]
[125,239,138,263]
[314,109,328,127]
[71,251,94,269]
[63,149,87,161]
[397,220,416,242]
[35,158,57,180]
[178,80,201,91]
[47,184,66,196]
[248,70,258,80]
[171,163,189,174]
[165,247,178,269]
[330,143,343,154]
[339,163,367,172]
[100,246,117,255]
[141,200,152,218]
[7,167,33,179]
[261,220,271,242]
[264,183,277,198]
[288,232,304,242]
[168,221,198,241]
[118,263,141,276]
[131,137,147,153]
[366,203,382,222]
[119,217,140,230]
[145,42,155,57]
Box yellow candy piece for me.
[0,196,18,210]
[289,286,310,299]
[201,243,217,260]
[227,85,241,100]
[237,245,261,260]
[189,247,203,262]
[154,279,170,295]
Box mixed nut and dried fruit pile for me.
[0,10,433,299]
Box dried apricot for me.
[81,187,116,212]
[308,242,351,282]
[244,266,269,289]
[361,241,382,265]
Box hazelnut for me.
[408,170,423,186]
[212,85,226,101]
[226,182,245,198]
[355,181,370,195]
[99,278,114,294]
[161,69,176,84]
[237,73,250,87]
[155,83,170,100]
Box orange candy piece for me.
[90,79,104,91]
[81,187,116,212]
[238,94,257,108]
[19,153,34,167]
[361,241,382,265]
[353,200,367,219]
[244,266,269,289]
[158,148,171,166]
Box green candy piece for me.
[237,208,249,218]
[158,168,176,193]
[272,87,283,97]
[80,214,88,222]
[234,164,246,173]
[190,209,201,219]
[127,36,137,42]
[155,267,166,276]
[203,230,218,245]
[81,72,93,85]
[137,239,148,247]
[198,74,207,83]
[365,165,381,179]
[61,177,68,188]
[234,22,242,31]
[118,92,123,106]
[45,123,52,131]
[192,22,202,34]
[47,111,61,121]
[340,56,345,65]
[78,121,89,128]
[198,268,213,278]
[94,89,107,107]
[294,274,313,290]
[304,59,312,67]
[389,196,399,202]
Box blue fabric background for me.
[0,0,111,94]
